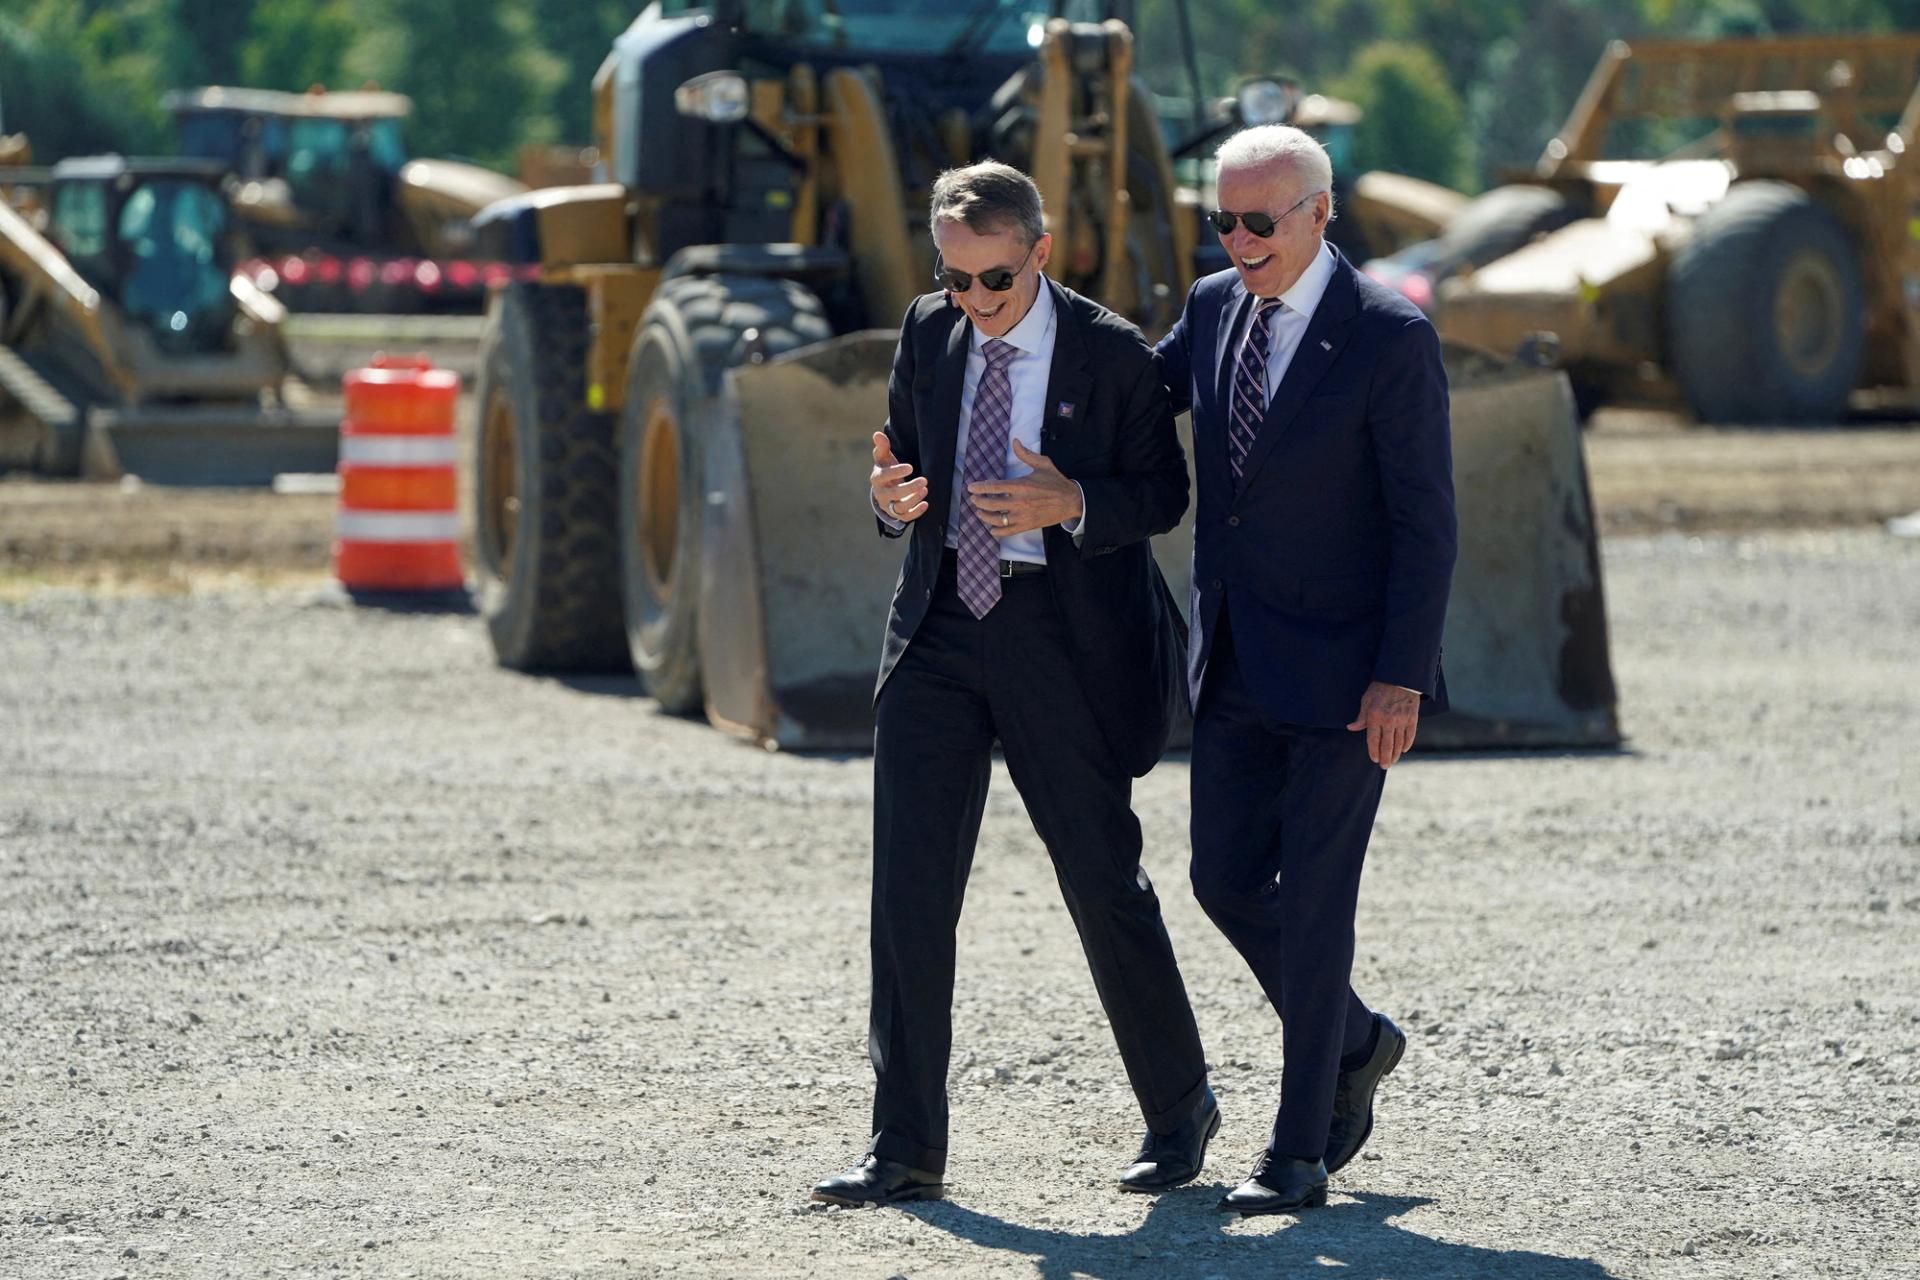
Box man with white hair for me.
[1156,125,1456,1214]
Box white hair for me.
[1215,124,1334,195]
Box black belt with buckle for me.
[941,548,1046,577]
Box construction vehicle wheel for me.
[472,282,628,671]
[1437,185,1573,270]
[1667,181,1864,424]
[618,273,832,713]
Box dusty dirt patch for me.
[1584,409,1920,533]
[4,410,1917,595]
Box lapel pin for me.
[1057,401,1076,419]
[1320,339,1333,351]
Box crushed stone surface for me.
[2,529,1916,1278]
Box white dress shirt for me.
[875,283,1083,563]
[1229,240,1339,399]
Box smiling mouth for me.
[972,300,1007,320]
[1240,254,1273,269]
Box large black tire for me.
[472,282,627,671]
[1667,181,1865,424]
[1435,184,1574,273]
[617,273,831,713]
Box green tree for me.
[344,0,563,170]
[1331,40,1470,189]
[1467,1,1626,188]
[241,0,355,92]
[0,0,169,157]
[529,0,630,144]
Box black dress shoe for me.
[1324,1012,1407,1174]
[1118,1087,1221,1192]
[810,1155,944,1207]
[1218,1151,1328,1215]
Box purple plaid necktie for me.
[956,338,1019,619]
[1229,298,1285,485]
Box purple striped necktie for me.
[955,338,1018,619]
[1229,298,1285,485]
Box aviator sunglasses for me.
[1207,190,1322,238]
[935,239,1038,294]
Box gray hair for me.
[1216,124,1334,199]
[928,161,1045,246]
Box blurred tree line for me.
[0,0,626,170]
[2,0,1919,186]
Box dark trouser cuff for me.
[1144,1072,1212,1136]
[869,1130,946,1177]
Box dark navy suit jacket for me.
[874,279,1191,777]
[1156,248,1457,728]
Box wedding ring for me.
[1001,514,1009,527]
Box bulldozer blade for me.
[1150,344,1618,750]
[88,403,339,486]
[703,332,902,749]
[1428,344,1619,747]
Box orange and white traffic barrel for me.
[335,353,464,594]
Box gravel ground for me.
[2,529,1917,1279]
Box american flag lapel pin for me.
[1320,339,1333,351]
[1057,400,1076,419]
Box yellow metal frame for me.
[1542,33,1920,175]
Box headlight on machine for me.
[1237,79,1299,127]
[675,72,750,124]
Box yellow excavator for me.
[165,86,528,313]
[0,153,335,483]
[464,0,1618,751]
[1372,33,1920,424]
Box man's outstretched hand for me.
[871,431,929,523]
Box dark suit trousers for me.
[1190,604,1385,1160]
[867,556,1209,1175]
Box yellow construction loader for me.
[0,155,336,483]
[165,87,528,313]
[1377,34,1920,423]
[465,0,1617,750]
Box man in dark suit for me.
[1157,126,1457,1215]
[812,162,1217,1207]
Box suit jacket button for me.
[1209,578,1223,591]
[1227,516,1240,527]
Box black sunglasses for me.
[935,239,1038,294]
[1208,191,1320,238]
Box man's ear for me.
[1032,231,1053,274]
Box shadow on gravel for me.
[905,1189,1620,1279]
[551,673,650,699]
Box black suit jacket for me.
[874,278,1190,777]
[1156,248,1457,728]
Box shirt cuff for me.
[1390,683,1421,696]
[872,490,907,530]
[1062,482,1086,543]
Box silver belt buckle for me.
[1000,559,1014,578]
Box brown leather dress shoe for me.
[810,1155,944,1207]
[1218,1151,1329,1215]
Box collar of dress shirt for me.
[1272,240,1338,322]
[969,273,1055,357]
